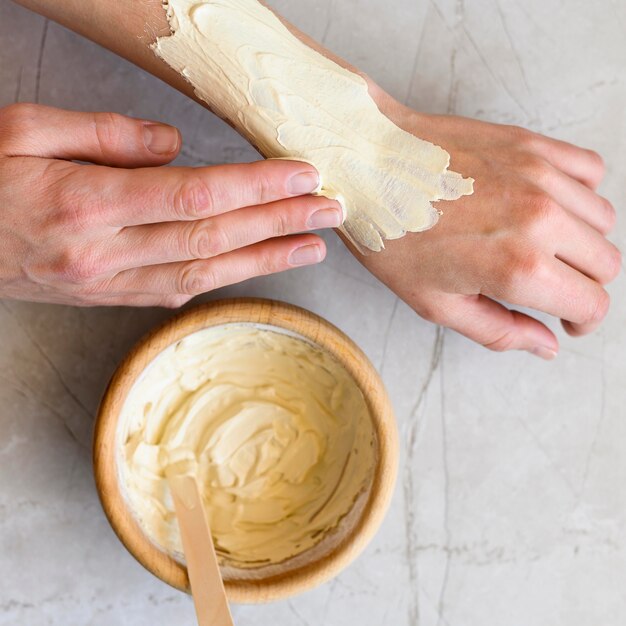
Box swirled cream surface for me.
[118,325,376,567]
[154,0,474,252]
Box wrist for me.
[363,77,431,136]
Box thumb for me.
[0,103,181,167]
[435,293,559,360]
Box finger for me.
[104,234,325,296]
[532,163,616,234]
[432,293,558,358]
[80,293,185,308]
[107,196,342,272]
[561,316,607,338]
[529,132,605,190]
[487,254,610,330]
[77,159,320,227]
[553,210,622,284]
[0,103,181,166]
[72,293,183,309]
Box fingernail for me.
[307,208,343,229]
[143,123,180,155]
[529,346,558,360]
[288,244,323,266]
[288,171,320,195]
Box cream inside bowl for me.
[115,323,377,580]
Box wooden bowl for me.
[93,298,398,603]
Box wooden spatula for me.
[168,472,234,626]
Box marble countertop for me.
[1,1,625,624]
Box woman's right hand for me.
[0,103,341,307]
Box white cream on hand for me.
[154,0,474,252]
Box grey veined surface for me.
[1,0,625,624]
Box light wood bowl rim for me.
[93,298,398,603]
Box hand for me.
[0,104,341,307]
[351,89,621,358]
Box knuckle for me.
[585,290,610,324]
[519,155,552,186]
[254,171,275,205]
[93,111,126,158]
[245,162,279,205]
[41,162,103,233]
[52,247,105,285]
[270,210,291,237]
[178,262,215,295]
[255,251,282,277]
[483,329,517,353]
[173,176,216,219]
[523,191,560,235]
[184,220,227,259]
[499,247,544,296]
[54,185,98,233]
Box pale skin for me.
[7,0,622,358]
[0,104,340,308]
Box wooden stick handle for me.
[169,474,234,626]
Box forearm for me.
[13,0,199,104]
[12,0,391,125]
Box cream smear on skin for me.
[153,0,474,252]
[119,325,376,567]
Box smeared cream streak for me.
[154,0,474,251]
